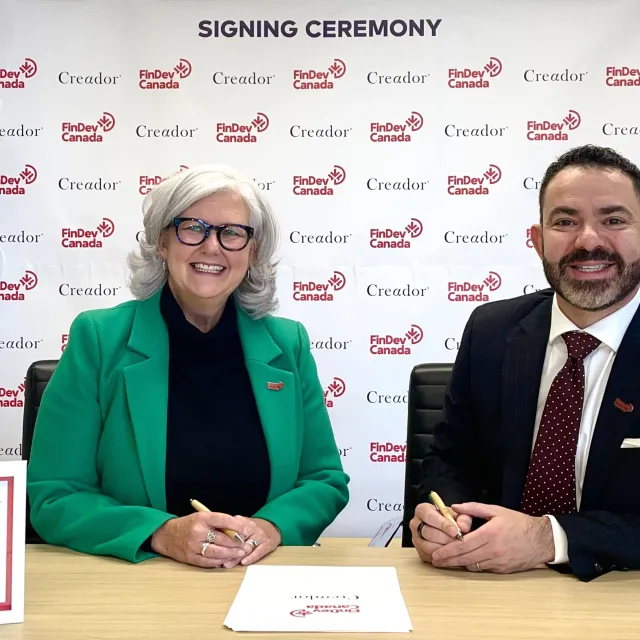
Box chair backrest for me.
[402,363,453,547]
[22,359,59,543]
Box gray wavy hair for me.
[127,164,280,318]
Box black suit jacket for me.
[419,288,640,582]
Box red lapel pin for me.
[267,381,284,391]
[614,398,634,413]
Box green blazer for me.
[27,290,349,562]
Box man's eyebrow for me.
[547,204,632,217]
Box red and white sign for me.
[0,461,26,624]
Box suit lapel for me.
[123,290,169,511]
[236,307,297,501]
[582,309,640,508]
[501,297,552,509]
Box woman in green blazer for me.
[27,164,349,569]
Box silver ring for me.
[206,529,217,544]
[201,542,210,557]
[476,561,482,572]
[247,538,260,549]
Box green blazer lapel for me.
[237,306,297,501]
[123,290,169,511]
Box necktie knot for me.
[562,331,601,361]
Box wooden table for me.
[5,539,640,639]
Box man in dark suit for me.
[411,144,640,582]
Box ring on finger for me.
[476,561,483,572]
[417,521,427,541]
[201,541,210,557]
[206,529,217,544]
[247,538,260,550]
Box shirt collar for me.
[549,286,640,353]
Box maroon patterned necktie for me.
[520,330,601,517]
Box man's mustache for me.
[558,248,623,271]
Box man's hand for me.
[410,502,473,563]
[430,502,555,573]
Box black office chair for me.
[22,359,59,543]
[401,363,453,547]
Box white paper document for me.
[224,565,413,633]
[0,460,26,625]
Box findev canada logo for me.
[0,164,37,196]
[61,217,115,248]
[0,377,26,408]
[323,376,346,408]
[139,165,189,195]
[370,218,423,248]
[448,57,502,88]
[527,110,581,141]
[370,111,423,143]
[0,270,38,302]
[293,165,346,196]
[293,58,346,90]
[447,164,502,195]
[605,66,640,87]
[139,58,192,89]
[0,58,37,88]
[448,271,502,302]
[216,112,269,143]
[290,605,360,617]
[61,111,116,143]
[370,324,423,355]
[370,442,406,463]
[293,270,346,302]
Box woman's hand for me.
[220,516,282,569]
[150,511,252,568]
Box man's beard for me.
[542,246,640,311]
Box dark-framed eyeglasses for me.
[171,217,254,251]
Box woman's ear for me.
[158,229,169,261]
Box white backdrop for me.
[1,0,640,538]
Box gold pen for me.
[429,491,464,542]
[190,498,246,543]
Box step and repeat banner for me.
[1,0,639,538]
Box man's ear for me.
[530,224,544,261]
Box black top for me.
[160,283,271,519]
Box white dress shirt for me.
[533,287,640,564]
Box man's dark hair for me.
[539,144,640,221]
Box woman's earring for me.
[162,260,167,272]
